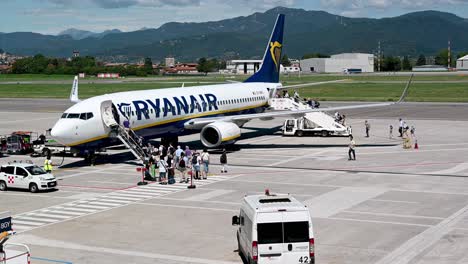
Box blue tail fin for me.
[244,14,285,83]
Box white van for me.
[232,192,315,264]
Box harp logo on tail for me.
[270,41,282,71]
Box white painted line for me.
[98,199,132,204]
[52,206,97,213]
[26,213,70,219]
[135,202,237,213]
[88,201,122,207]
[327,217,432,227]
[130,188,172,193]
[15,216,57,223]
[269,150,329,166]
[103,196,142,201]
[16,234,240,264]
[11,225,31,230]
[304,187,387,218]
[44,210,83,216]
[12,220,44,226]
[111,193,152,199]
[73,204,110,210]
[186,189,235,201]
[370,199,419,204]
[342,210,444,220]
[376,204,468,264]
[87,181,136,185]
[428,162,468,175]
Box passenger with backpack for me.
[158,158,168,184]
[167,154,176,184]
[201,149,210,179]
[191,151,200,180]
[178,152,189,183]
[220,149,228,173]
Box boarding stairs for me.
[114,125,147,163]
[269,97,349,135]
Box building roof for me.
[457,55,468,61]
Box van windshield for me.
[284,221,309,243]
[257,222,282,244]
[257,221,309,244]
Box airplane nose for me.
[50,123,68,145]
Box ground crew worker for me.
[348,136,356,160]
[389,125,393,139]
[220,149,228,173]
[365,120,370,137]
[44,154,53,173]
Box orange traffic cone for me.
[414,139,419,149]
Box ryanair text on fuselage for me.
[118,93,219,121]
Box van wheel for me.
[0,181,7,191]
[321,130,329,137]
[29,183,38,193]
[296,130,304,137]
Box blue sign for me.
[0,216,12,233]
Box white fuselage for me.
[51,82,280,149]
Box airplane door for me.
[100,100,119,128]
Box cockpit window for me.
[67,113,80,119]
[61,113,68,118]
[79,112,94,120]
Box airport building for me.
[300,53,374,73]
[457,55,468,71]
[226,60,262,74]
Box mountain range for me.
[1,7,467,62]
[58,28,122,40]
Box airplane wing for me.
[184,75,412,130]
[277,79,347,89]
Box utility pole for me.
[378,41,381,72]
[448,40,451,69]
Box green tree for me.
[197,57,208,73]
[402,56,412,71]
[144,57,153,74]
[281,54,291,66]
[434,49,454,67]
[457,52,468,59]
[416,54,426,66]
[382,56,401,71]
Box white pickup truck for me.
[0,161,57,193]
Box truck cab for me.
[0,161,57,193]
[233,192,315,264]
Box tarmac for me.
[1,100,468,264]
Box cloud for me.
[321,0,468,10]
[47,0,201,8]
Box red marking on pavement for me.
[326,161,464,171]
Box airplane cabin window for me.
[79,113,87,120]
[61,113,68,118]
[86,112,94,120]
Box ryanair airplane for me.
[51,14,406,154]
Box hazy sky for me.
[1,0,468,34]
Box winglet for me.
[397,74,413,103]
[70,76,80,103]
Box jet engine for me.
[200,122,241,148]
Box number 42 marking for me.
[299,256,310,263]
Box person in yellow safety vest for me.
[44,155,53,173]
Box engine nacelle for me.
[200,122,241,148]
